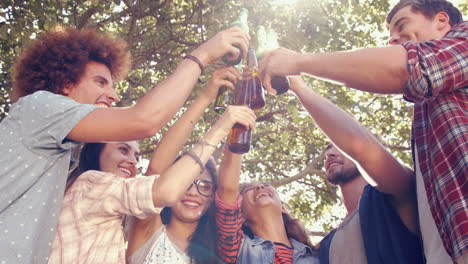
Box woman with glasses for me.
[48,67,255,263]
[126,66,249,264]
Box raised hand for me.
[191,26,250,66]
[258,47,302,94]
[202,66,242,102]
[214,105,256,136]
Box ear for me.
[61,82,73,96]
[434,11,450,30]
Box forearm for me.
[132,59,203,133]
[298,45,409,94]
[151,121,228,207]
[293,78,414,197]
[218,148,242,203]
[146,94,212,175]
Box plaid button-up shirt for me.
[48,170,161,264]
[402,21,468,260]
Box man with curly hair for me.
[259,0,466,263]
[0,25,249,263]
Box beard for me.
[327,166,361,185]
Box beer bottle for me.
[266,29,290,95]
[247,48,265,110]
[227,66,252,154]
[213,86,230,114]
[222,8,249,66]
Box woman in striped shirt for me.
[215,149,320,264]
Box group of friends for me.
[0,0,466,263]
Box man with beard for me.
[287,77,423,264]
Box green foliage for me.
[1,0,442,235]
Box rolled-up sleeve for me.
[402,24,468,102]
[78,171,162,220]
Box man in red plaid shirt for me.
[259,0,467,263]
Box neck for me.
[166,216,199,253]
[339,176,367,216]
[249,209,291,247]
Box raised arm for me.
[258,46,408,95]
[67,27,250,142]
[146,67,242,175]
[217,147,243,203]
[151,105,256,207]
[289,77,414,201]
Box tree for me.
[2,0,465,235]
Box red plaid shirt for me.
[402,21,468,260]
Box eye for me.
[399,22,407,32]
[96,79,106,87]
[119,146,129,154]
[199,181,213,191]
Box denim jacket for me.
[237,234,319,264]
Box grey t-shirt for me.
[0,91,97,263]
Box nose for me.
[107,87,120,104]
[186,183,198,196]
[255,184,265,191]
[126,154,138,167]
[388,34,400,45]
[325,146,339,158]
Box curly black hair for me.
[12,25,131,101]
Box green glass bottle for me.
[222,8,249,66]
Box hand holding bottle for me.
[213,105,256,137]
[258,47,302,95]
[202,67,242,102]
[191,27,250,66]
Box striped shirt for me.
[48,170,161,264]
[401,20,468,260]
[215,194,293,264]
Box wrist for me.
[199,90,215,103]
[190,48,210,67]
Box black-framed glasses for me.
[187,179,216,197]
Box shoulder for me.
[446,21,468,37]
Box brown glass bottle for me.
[246,48,265,110]
[271,76,290,95]
[227,74,252,154]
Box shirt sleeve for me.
[215,193,244,264]
[402,22,468,102]
[20,91,97,152]
[77,171,162,220]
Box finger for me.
[218,79,235,91]
[235,107,257,130]
[223,71,240,87]
[262,74,276,95]
[258,51,270,80]
[227,34,249,61]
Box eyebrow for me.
[94,75,110,84]
[392,16,408,30]
[120,143,140,156]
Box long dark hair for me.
[67,143,106,189]
[160,158,221,264]
[239,183,318,251]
